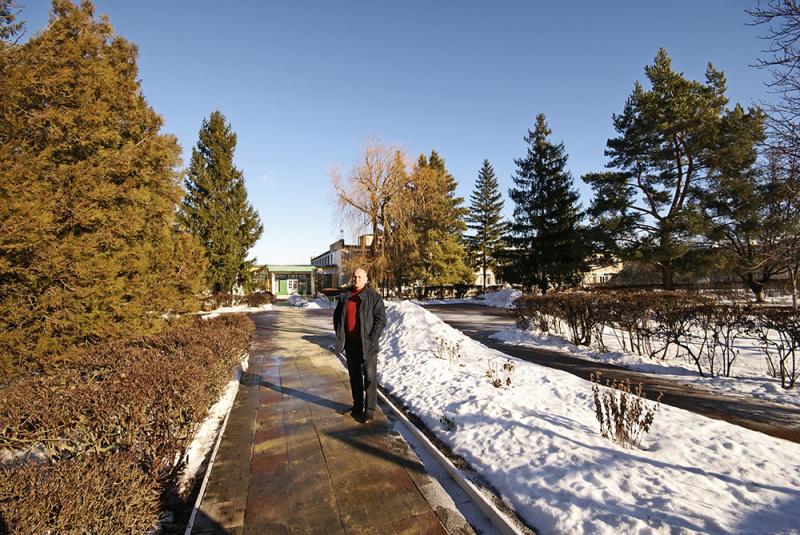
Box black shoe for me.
[359,410,375,424]
[342,405,363,417]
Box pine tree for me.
[585,49,763,290]
[0,0,24,42]
[0,0,206,377]
[179,111,263,302]
[466,159,508,290]
[408,151,474,286]
[508,114,587,293]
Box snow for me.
[178,354,249,494]
[287,294,337,309]
[490,324,800,408]
[199,303,272,319]
[417,288,523,309]
[378,300,800,535]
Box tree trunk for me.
[660,263,675,291]
[741,273,766,303]
[482,251,487,291]
[790,264,799,311]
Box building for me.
[310,235,373,289]
[251,265,317,297]
[582,260,625,285]
[473,268,498,287]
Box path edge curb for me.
[183,355,250,535]
[376,388,525,535]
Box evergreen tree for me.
[0,0,206,377]
[585,49,763,289]
[508,114,587,293]
[408,151,474,286]
[466,159,508,289]
[0,0,24,42]
[179,111,263,302]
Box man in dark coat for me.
[333,268,386,423]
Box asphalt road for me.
[424,304,800,444]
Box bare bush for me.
[591,372,662,449]
[749,308,800,388]
[486,359,516,387]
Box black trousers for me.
[344,339,377,412]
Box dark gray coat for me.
[333,286,386,359]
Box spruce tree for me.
[409,151,473,286]
[179,111,263,302]
[508,114,587,293]
[0,0,206,377]
[466,159,508,290]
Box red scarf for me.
[345,287,363,341]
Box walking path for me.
[190,306,480,535]
[425,304,800,444]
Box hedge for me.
[514,291,799,386]
[0,314,254,532]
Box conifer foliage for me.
[179,111,263,302]
[409,151,474,286]
[0,0,206,378]
[466,159,508,289]
[585,49,763,290]
[508,114,587,293]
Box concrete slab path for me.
[190,306,475,535]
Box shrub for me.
[245,291,275,306]
[486,359,515,387]
[590,372,662,449]
[648,292,711,362]
[438,410,456,431]
[749,308,800,389]
[604,291,656,356]
[431,337,462,364]
[0,314,254,532]
[0,452,160,534]
[705,304,750,377]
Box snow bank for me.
[287,294,336,309]
[417,288,523,309]
[379,301,800,535]
[472,288,522,308]
[178,354,249,493]
[199,303,272,319]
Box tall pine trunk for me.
[741,273,766,303]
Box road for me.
[424,304,800,444]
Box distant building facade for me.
[251,265,317,297]
[310,235,373,289]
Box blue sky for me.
[23,1,773,264]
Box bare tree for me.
[330,141,410,290]
[749,2,800,307]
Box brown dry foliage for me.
[0,452,160,534]
[590,372,663,449]
[0,314,254,532]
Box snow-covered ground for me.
[199,303,273,319]
[416,288,522,308]
[490,324,800,408]
[378,301,800,535]
[287,294,336,309]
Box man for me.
[333,268,386,423]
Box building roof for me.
[264,265,317,273]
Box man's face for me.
[351,269,367,290]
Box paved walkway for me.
[426,304,800,444]
[190,307,474,535]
